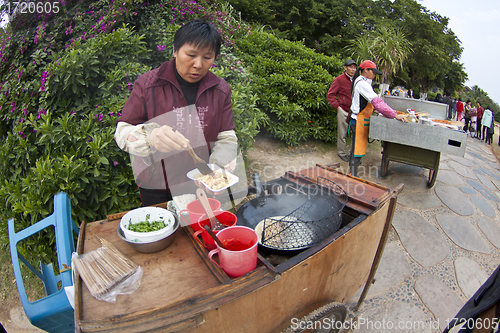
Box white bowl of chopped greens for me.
[120,207,176,243]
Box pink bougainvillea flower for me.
[95,113,104,121]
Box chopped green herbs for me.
[127,213,169,233]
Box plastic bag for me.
[73,239,143,303]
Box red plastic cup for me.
[180,198,221,231]
[208,226,258,278]
[193,211,237,250]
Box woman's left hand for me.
[395,114,409,122]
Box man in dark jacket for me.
[328,59,357,162]
[441,90,454,120]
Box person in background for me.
[114,20,238,206]
[482,108,493,143]
[456,98,464,121]
[464,100,472,133]
[476,101,484,139]
[349,60,407,177]
[328,59,357,162]
[452,98,457,120]
[487,116,495,145]
[441,90,454,120]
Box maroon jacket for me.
[327,72,353,111]
[477,106,484,120]
[119,59,235,191]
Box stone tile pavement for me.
[345,136,500,333]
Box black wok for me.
[235,174,346,254]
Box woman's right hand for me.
[150,125,189,153]
[395,114,408,122]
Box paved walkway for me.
[346,135,500,333]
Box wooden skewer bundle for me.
[73,237,139,297]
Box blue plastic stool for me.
[8,192,79,333]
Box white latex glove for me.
[150,125,189,153]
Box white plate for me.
[186,164,239,192]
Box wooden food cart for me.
[74,165,402,333]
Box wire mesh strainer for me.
[256,177,348,251]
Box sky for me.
[417,0,500,106]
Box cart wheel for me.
[427,169,438,188]
[283,302,347,333]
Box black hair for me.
[467,99,471,104]
[173,20,222,58]
[444,89,451,96]
[350,67,362,96]
[477,101,482,106]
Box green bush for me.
[0,0,265,266]
[427,91,437,102]
[211,49,266,155]
[0,27,150,259]
[235,31,343,145]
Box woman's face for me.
[173,43,215,83]
[362,69,376,80]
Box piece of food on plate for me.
[195,171,230,190]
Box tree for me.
[443,60,468,93]
[345,25,412,86]
[225,0,467,94]
[223,0,278,25]
[386,0,465,94]
[374,25,412,85]
[344,33,373,64]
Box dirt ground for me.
[246,132,390,186]
[0,251,23,331]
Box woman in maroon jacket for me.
[476,101,484,139]
[114,20,238,206]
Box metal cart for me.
[370,116,467,187]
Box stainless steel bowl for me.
[117,215,179,253]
